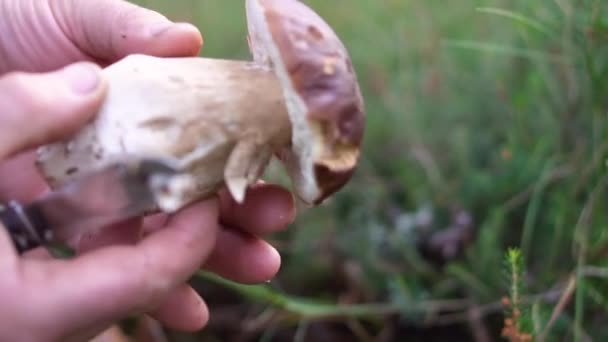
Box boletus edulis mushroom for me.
[36,0,365,212]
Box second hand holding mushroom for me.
[36,0,366,214]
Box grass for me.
[127,0,608,340]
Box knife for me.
[0,158,184,254]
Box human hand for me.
[0,0,204,203]
[0,0,204,73]
[0,0,296,340]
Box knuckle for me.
[1,72,31,99]
[2,71,29,86]
[0,71,49,114]
[128,252,172,310]
[114,3,168,36]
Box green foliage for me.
[501,248,534,340]
[128,0,608,340]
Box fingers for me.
[0,151,49,203]
[0,62,106,160]
[219,183,296,235]
[68,217,211,332]
[0,223,19,268]
[70,218,142,254]
[148,285,209,332]
[145,183,296,237]
[140,183,294,283]
[203,228,281,284]
[52,0,203,63]
[144,215,283,284]
[22,199,219,336]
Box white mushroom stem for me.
[36,54,293,209]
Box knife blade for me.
[0,158,183,254]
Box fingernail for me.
[264,244,281,281]
[149,22,200,38]
[62,63,100,95]
[149,21,175,37]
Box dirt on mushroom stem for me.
[36,56,294,208]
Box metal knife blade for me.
[0,158,182,254]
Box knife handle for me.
[0,201,52,254]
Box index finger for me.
[20,199,219,338]
[0,151,50,203]
[218,183,296,235]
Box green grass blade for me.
[445,263,493,300]
[573,175,608,341]
[476,7,554,37]
[441,39,569,63]
[195,271,471,320]
[520,160,556,262]
[196,271,402,318]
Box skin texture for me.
[0,0,296,340]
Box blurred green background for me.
[125,0,608,341]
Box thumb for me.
[53,0,203,63]
[0,62,106,160]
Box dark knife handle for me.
[0,201,52,254]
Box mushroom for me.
[35,0,365,212]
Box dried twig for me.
[346,318,375,342]
[430,287,564,327]
[581,266,608,278]
[539,275,577,342]
[468,306,492,342]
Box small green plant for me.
[501,248,534,341]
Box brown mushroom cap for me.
[246,0,366,205]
